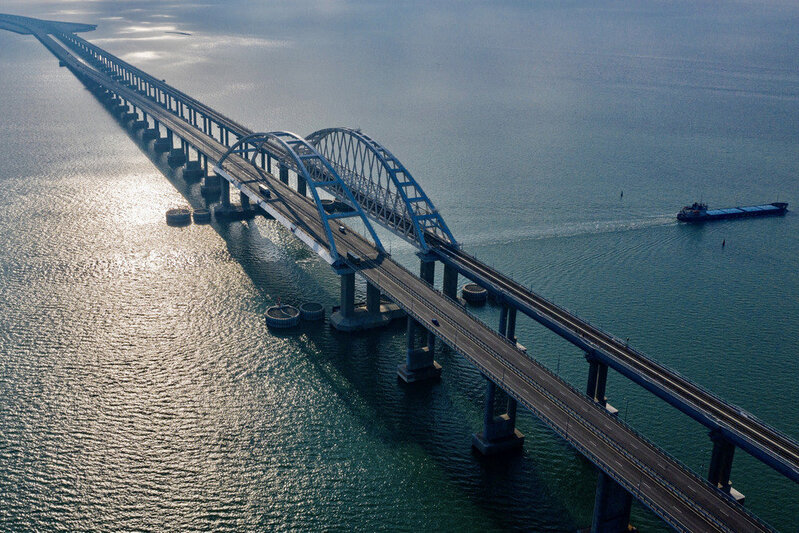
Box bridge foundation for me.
[201,174,221,198]
[398,316,441,383]
[330,275,404,332]
[707,429,745,504]
[472,378,524,455]
[591,471,633,533]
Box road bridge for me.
[2,12,795,532]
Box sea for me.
[1,1,797,531]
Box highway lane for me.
[23,26,776,532]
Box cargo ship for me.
[677,201,788,222]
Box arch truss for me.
[216,131,384,262]
[305,127,457,252]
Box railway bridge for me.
[2,13,797,532]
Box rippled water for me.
[1,1,798,531]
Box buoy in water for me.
[299,302,325,321]
[462,283,488,304]
[165,208,191,226]
[266,304,301,328]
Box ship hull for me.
[678,202,788,223]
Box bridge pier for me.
[707,429,745,503]
[473,304,524,455]
[443,263,458,299]
[586,355,618,416]
[472,378,524,455]
[591,471,633,533]
[398,315,441,384]
[297,173,307,197]
[366,281,381,314]
[330,273,403,332]
[279,163,289,185]
[419,256,435,286]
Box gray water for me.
[1,1,798,531]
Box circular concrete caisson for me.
[461,283,488,304]
[266,305,301,328]
[192,208,211,224]
[321,199,336,213]
[165,207,192,226]
[299,302,325,321]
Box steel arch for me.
[305,127,457,252]
[216,131,384,262]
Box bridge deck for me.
[1,14,783,531]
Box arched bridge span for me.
[306,127,457,252]
[217,131,384,262]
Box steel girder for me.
[216,131,385,262]
[306,127,457,252]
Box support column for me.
[585,354,617,415]
[220,177,230,208]
[506,307,517,343]
[419,258,435,286]
[591,471,632,533]
[297,172,307,197]
[339,271,355,319]
[442,263,458,299]
[240,191,250,209]
[366,282,381,315]
[472,377,524,455]
[397,316,441,384]
[498,304,509,337]
[707,429,745,503]
[279,163,289,185]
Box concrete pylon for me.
[472,378,524,455]
[591,471,632,533]
[707,429,745,503]
[442,263,458,299]
[397,316,441,384]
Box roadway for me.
[9,19,777,532]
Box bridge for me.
[2,13,797,532]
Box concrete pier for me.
[153,137,171,153]
[397,316,441,383]
[330,274,404,332]
[472,378,524,455]
[419,256,435,286]
[201,173,222,197]
[183,159,204,180]
[708,429,745,503]
[443,263,458,299]
[167,147,187,166]
[279,163,289,185]
[591,471,633,533]
[143,127,159,141]
[586,356,619,416]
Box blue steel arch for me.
[305,127,457,252]
[216,131,384,262]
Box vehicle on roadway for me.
[431,318,440,327]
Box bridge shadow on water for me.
[98,94,600,531]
